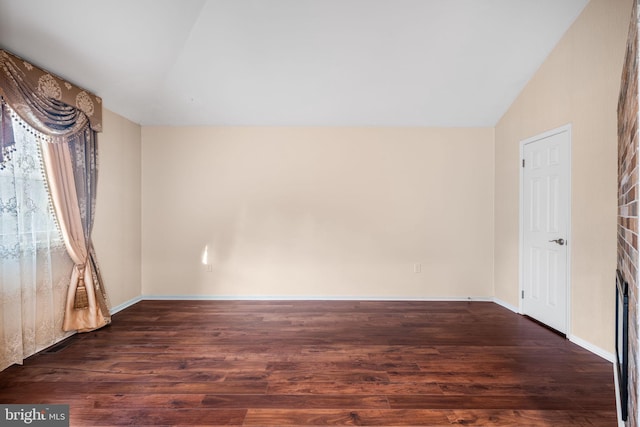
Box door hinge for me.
[522,159,525,168]
[521,290,524,299]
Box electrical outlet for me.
[413,263,421,273]
[206,264,213,273]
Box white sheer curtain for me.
[0,108,73,371]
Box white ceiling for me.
[0,0,589,127]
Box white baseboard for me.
[141,294,495,302]
[110,296,143,315]
[613,362,626,427]
[492,297,519,313]
[569,334,615,363]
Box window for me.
[0,110,63,260]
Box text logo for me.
[1,405,69,426]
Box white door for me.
[521,127,570,333]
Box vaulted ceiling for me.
[0,0,589,126]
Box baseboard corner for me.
[492,297,519,313]
[110,296,143,315]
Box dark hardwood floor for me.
[0,300,617,426]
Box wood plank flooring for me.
[0,300,617,426]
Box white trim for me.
[141,295,495,302]
[613,362,626,427]
[110,296,143,315]
[493,297,519,313]
[519,124,572,336]
[569,334,615,363]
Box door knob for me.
[549,238,565,246]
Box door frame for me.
[518,124,572,335]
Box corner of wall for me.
[94,108,143,308]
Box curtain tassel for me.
[74,267,89,310]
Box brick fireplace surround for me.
[618,1,640,425]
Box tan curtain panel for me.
[0,48,109,332]
[41,134,110,332]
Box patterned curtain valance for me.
[0,49,102,134]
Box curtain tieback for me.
[74,264,89,310]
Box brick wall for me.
[618,1,639,424]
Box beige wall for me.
[141,127,494,299]
[494,0,632,352]
[93,108,142,309]
[92,0,632,356]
